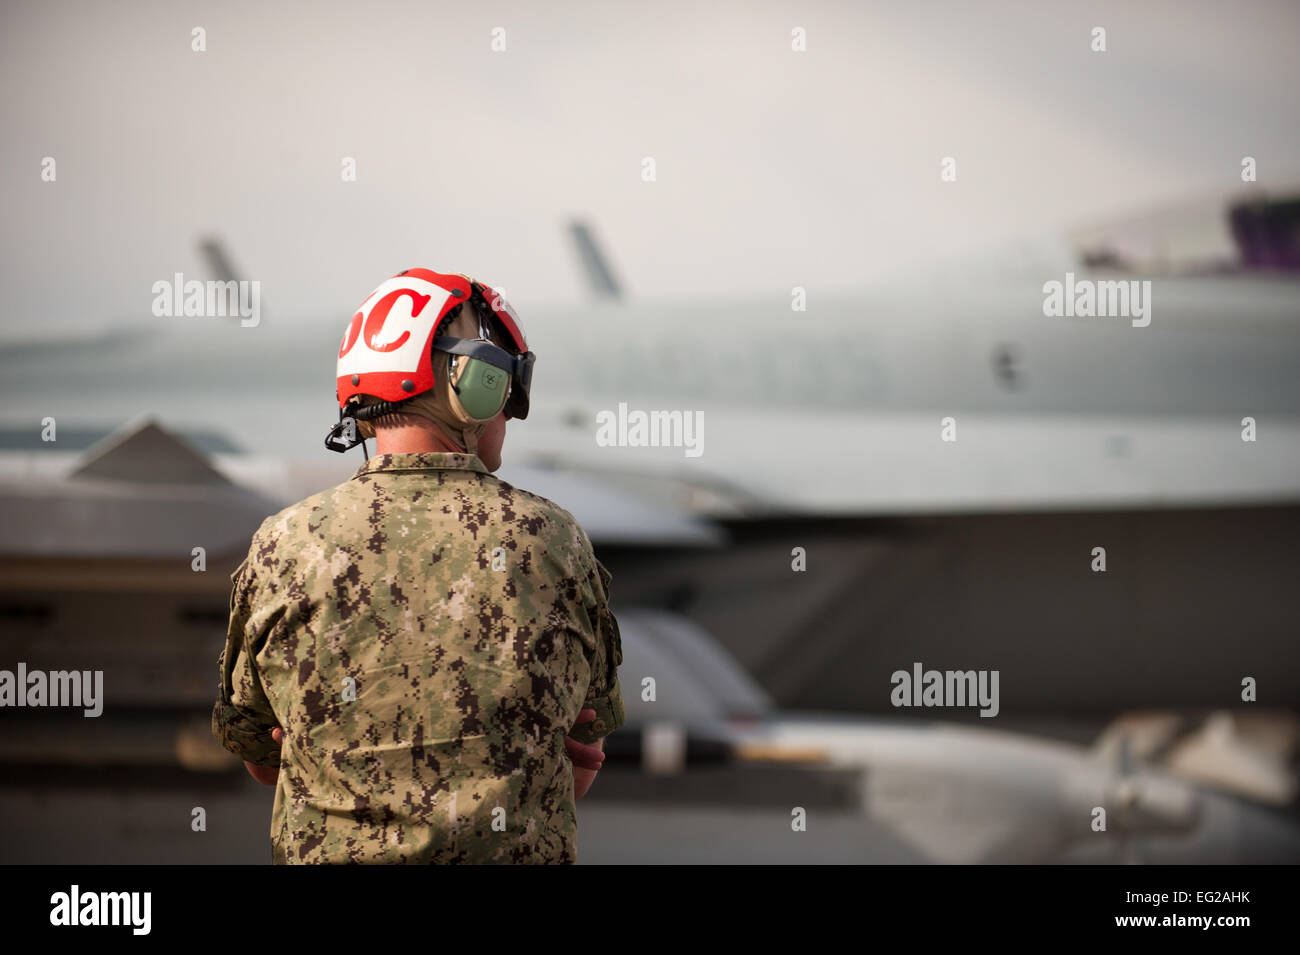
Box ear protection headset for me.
[437,288,535,422]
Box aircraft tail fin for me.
[568,220,622,299]
[197,236,242,285]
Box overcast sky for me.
[2,0,1298,331]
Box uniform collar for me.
[352,451,489,479]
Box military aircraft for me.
[1,189,1297,708]
[0,188,1297,863]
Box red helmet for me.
[334,267,532,416]
[326,268,533,454]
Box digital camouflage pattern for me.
[211,451,625,863]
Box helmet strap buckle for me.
[324,408,365,455]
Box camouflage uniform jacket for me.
[211,451,625,863]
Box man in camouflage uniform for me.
[212,269,624,863]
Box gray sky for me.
[2,0,1298,329]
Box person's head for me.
[352,300,508,463]
[330,269,534,471]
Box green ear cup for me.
[456,357,510,420]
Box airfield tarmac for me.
[3,764,1297,864]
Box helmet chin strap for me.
[460,424,481,457]
[429,416,482,456]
